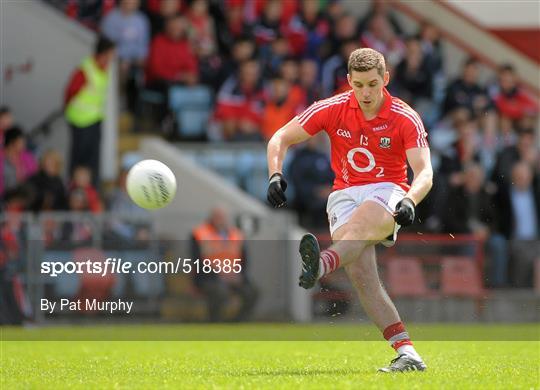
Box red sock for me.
[383,321,413,351]
[319,249,340,277]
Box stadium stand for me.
[1,0,538,324]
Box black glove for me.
[267,173,288,208]
[394,197,416,226]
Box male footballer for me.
[267,48,433,372]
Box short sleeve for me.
[296,101,330,135]
[401,111,429,149]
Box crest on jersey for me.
[379,137,391,148]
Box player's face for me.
[348,68,389,114]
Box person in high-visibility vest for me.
[64,36,116,188]
[191,207,258,322]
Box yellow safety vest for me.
[65,57,109,127]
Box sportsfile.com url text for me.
[41,258,243,277]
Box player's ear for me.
[383,71,390,86]
[347,73,352,87]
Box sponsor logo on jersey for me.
[373,124,388,132]
[330,212,337,227]
[337,128,352,139]
[379,137,391,148]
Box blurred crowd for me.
[1,0,539,289]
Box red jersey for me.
[297,88,429,191]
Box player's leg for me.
[299,200,394,288]
[342,245,399,329]
[343,245,426,371]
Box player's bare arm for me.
[267,117,312,176]
[405,147,433,205]
[266,117,312,208]
[394,147,433,226]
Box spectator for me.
[491,64,539,121]
[101,0,149,65]
[146,0,183,37]
[0,127,38,197]
[494,161,540,287]
[61,188,94,245]
[360,13,405,69]
[216,1,253,56]
[492,127,539,189]
[442,163,494,237]
[69,166,103,214]
[326,0,346,26]
[191,206,258,322]
[443,58,492,118]
[286,0,330,58]
[106,168,151,243]
[358,0,404,37]
[325,13,358,59]
[64,35,116,187]
[278,57,308,109]
[476,110,502,175]
[0,189,27,325]
[187,0,222,89]
[214,60,265,141]
[299,58,321,103]
[145,14,199,125]
[26,150,68,213]
[101,0,150,113]
[187,0,216,57]
[64,0,114,31]
[442,162,509,288]
[253,0,284,47]
[288,135,334,229]
[392,37,433,106]
[497,115,518,149]
[279,57,300,85]
[260,34,290,79]
[428,119,482,231]
[261,76,303,141]
[0,106,14,143]
[439,119,482,181]
[219,37,257,87]
[146,14,198,85]
[417,21,443,74]
[245,0,298,26]
[321,39,356,97]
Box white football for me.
[126,159,177,210]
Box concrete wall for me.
[447,0,540,28]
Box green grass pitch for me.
[2,324,539,389]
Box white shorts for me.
[326,182,407,247]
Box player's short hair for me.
[348,48,386,77]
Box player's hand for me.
[267,173,288,208]
[394,197,415,226]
